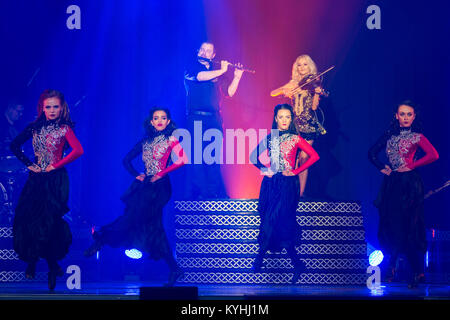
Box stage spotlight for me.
[125,248,143,259]
[369,250,384,266]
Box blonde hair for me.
[291,55,317,81]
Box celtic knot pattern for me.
[172,199,367,285]
[0,227,13,238]
[0,271,47,282]
[175,215,363,227]
[176,243,259,255]
[176,228,259,241]
[298,202,361,213]
[174,200,361,213]
[301,230,365,241]
[175,200,258,212]
[175,229,365,241]
[176,243,366,256]
[0,249,18,260]
[297,216,363,227]
[177,257,367,270]
[180,272,367,285]
[175,214,260,227]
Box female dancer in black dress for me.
[10,89,84,290]
[84,107,187,286]
[368,101,439,288]
[251,104,319,284]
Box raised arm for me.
[196,60,229,81]
[227,67,244,97]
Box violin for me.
[297,74,326,95]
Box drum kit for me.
[0,155,27,225]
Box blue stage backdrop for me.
[0,0,449,280]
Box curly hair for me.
[291,54,318,82]
[143,107,177,138]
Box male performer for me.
[183,42,244,199]
[0,101,24,156]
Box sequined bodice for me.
[268,133,301,173]
[142,135,173,176]
[386,129,421,170]
[32,123,69,170]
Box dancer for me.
[368,101,439,288]
[251,104,319,284]
[271,55,326,198]
[84,107,187,286]
[183,42,244,199]
[10,89,84,290]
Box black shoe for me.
[48,271,57,290]
[84,241,102,257]
[25,262,37,280]
[164,268,184,287]
[47,264,64,291]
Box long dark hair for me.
[32,89,74,128]
[271,104,297,134]
[386,100,423,136]
[143,107,177,139]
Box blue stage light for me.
[125,248,143,259]
[369,250,384,266]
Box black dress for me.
[10,120,83,264]
[251,131,319,262]
[368,127,439,274]
[93,133,185,261]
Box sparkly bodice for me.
[251,131,320,175]
[369,128,439,171]
[9,120,83,170]
[268,133,301,173]
[123,134,187,178]
[32,122,69,170]
[386,129,421,170]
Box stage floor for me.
[1,281,449,300]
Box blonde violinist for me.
[270,55,327,198]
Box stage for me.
[1,282,449,300]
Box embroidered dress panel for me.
[32,123,69,170]
[142,135,172,176]
[386,130,421,170]
[268,133,300,173]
